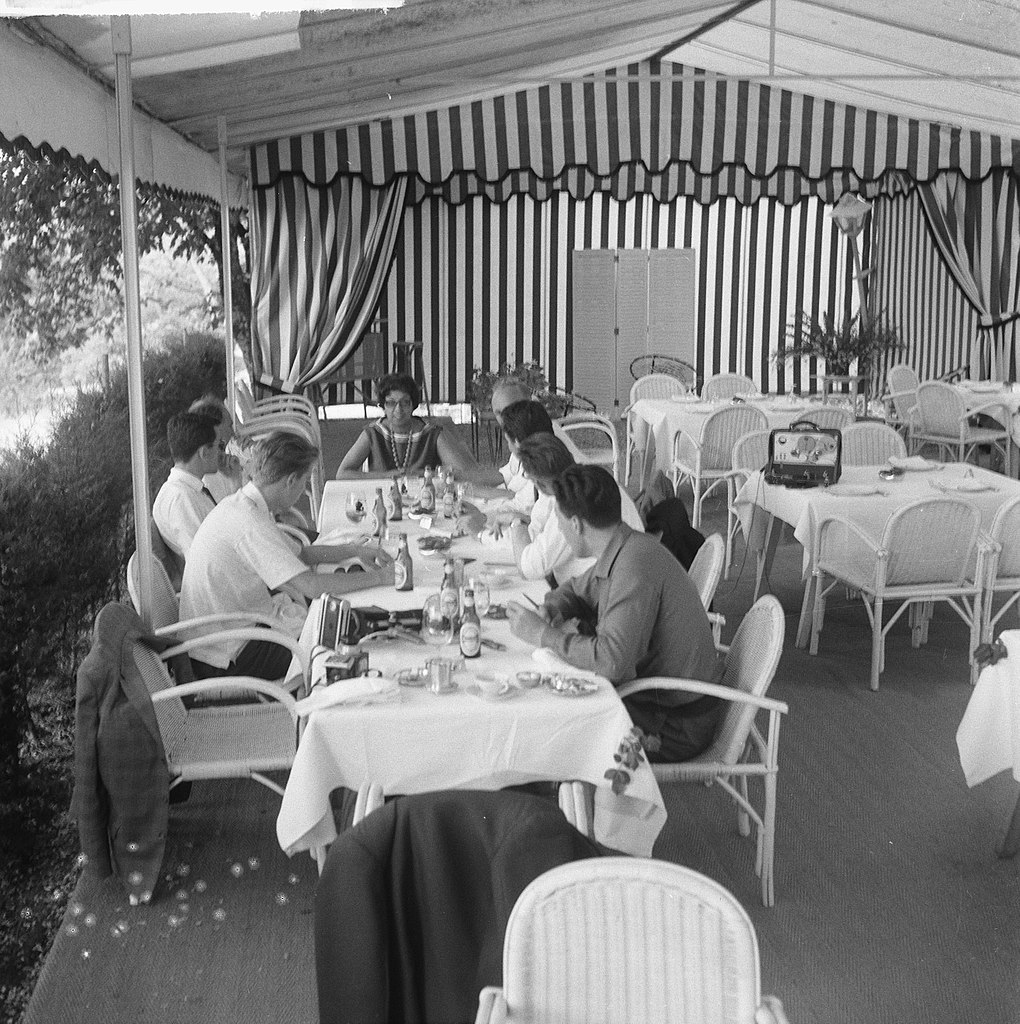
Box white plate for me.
[932,479,996,493]
[769,404,808,413]
[823,483,887,497]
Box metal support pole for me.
[218,116,237,421]
[112,15,153,628]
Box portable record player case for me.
[764,425,842,488]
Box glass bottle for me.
[439,558,460,634]
[459,588,481,658]
[394,533,414,591]
[441,469,456,518]
[419,466,436,512]
[388,477,403,521]
[372,487,387,538]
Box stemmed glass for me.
[421,593,454,647]
[467,575,490,617]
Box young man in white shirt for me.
[188,394,243,504]
[508,433,643,585]
[152,411,222,562]
[180,431,393,680]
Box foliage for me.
[466,362,549,413]
[0,145,252,365]
[776,311,904,385]
[604,726,659,795]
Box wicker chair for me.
[725,429,772,577]
[701,372,757,402]
[615,596,787,907]
[982,497,1020,643]
[687,532,726,648]
[629,353,698,392]
[810,498,992,689]
[880,363,919,433]
[798,405,854,431]
[623,373,689,484]
[476,858,791,1023]
[672,405,769,529]
[554,412,620,480]
[909,380,1011,476]
[841,421,907,466]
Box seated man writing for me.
[507,465,723,762]
[508,433,644,585]
[152,411,221,562]
[181,431,393,681]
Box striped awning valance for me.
[249,59,1020,206]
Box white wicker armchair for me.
[475,857,791,1024]
[617,595,788,907]
[624,374,689,484]
[702,372,758,402]
[810,497,992,688]
[841,421,907,465]
[672,405,769,529]
[553,412,620,480]
[688,532,727,648]
[982,496,1020,643]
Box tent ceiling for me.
[3,0,1019,192]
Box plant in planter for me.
[467,362,548,417]
[776,311,905,398]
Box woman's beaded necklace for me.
[387,423,414,474]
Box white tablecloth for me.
[733,462,1020,646]
[629,396,835,485]
[957,630,1020,786]
[275,480,667,859]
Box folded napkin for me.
[295,675,400,716]
[531,647,599,679]
[888,455,934,470]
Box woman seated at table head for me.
[336,371,483,479]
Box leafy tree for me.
[0,142,251,363]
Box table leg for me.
[998,789,1020,858]
[753,514,779,601]
[796,572,817,649]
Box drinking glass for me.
[467,575,490,617]
[420,593,454,647]
[345,491,367,524]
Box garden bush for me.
[0,331,227,1023]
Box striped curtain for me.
[916,171,1020,379]
[871,189,1020,388]
[250,174,407,393]
[371,190,855,403]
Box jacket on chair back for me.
[71,602,171,904]
[314,788,609,1024]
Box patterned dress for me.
[361,419,444,472]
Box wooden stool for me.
[392,340,431,415]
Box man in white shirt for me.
[188,394,243,504]
[180,431,393,680]
[152,412,221,561]
[508,433,643,585]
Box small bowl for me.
[396,667,430,688]
[516,670,542,689]
[475,671,513,700]
[878,465,905,481]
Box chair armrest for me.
[616,676,788,715]
[961,399,1010,420]
[160,627,308,678]
[474,987,507,1024]
[152,676,298,722]
[672,429,701,465]
[813,514,881,564]
[153,611,282,637]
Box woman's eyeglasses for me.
[383,398,413,410]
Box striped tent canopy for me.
[249,59,1020,207]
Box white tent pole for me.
[112,15,153,628]
[218,116,237,419]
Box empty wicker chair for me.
[618,595,788,906]
[672,404,769,529]
[553,412,620,480]
[624,374,689,484]
[881,363,919,433]
[910,380,1011,475]
[702,372,757,402]
[799,405,854,431]
[726,429,771,577]
[477,857,791,1023]
[629,354,698,391]
[841,421,907,466]
[687,532,726,648]
[983,497,1020,643]
[810,497,991,689]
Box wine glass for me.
[345,491,367,524]
[468,575,490,617]
[420,593,454,647]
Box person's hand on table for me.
[507,600,550,646]
[351,543,395,569]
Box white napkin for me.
[531,647,598,679]
[295,675,400,716]
[888,455,934,470]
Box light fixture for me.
[830,192,872,238]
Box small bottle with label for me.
[388,477,403,521]
[372,487,387,538]
[394,533,414,591]
[441,470,456,519]
[459,588,481,658]
[439,558,460,633]
[419,467,436,512]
